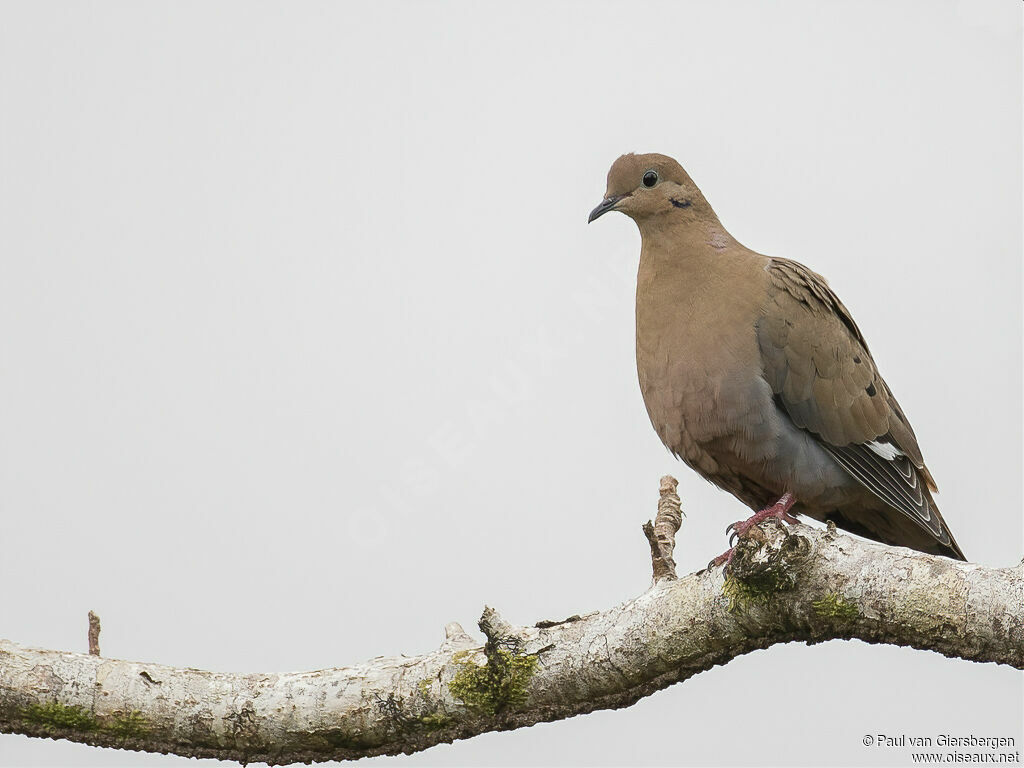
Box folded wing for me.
[757,257,962,557]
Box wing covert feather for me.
[757,257,951,547]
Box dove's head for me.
[588,153,713,226]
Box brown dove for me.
[589,152,965,561]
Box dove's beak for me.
[588,195,626,223]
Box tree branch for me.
[642,474,684,581]
[2,479,1021,765]
[87,611,101,657]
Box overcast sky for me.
[1,1,1021,766]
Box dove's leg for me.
[709,492,798,568]
[727,492,798,540]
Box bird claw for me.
[708,548,734,570]
[724,517,758,544]
[718,493,798,560]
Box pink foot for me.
[708,493,798,569]
[709,548,735,569]
[726,492,798,544]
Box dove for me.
[589,153,965,562]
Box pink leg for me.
[709,493,798,568]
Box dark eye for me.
[642,170,658,188]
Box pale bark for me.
[1,479,1021,766]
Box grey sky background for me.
[1,1,1021,766]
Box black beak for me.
[588,195,626,223]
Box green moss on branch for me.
[448,644,539,716]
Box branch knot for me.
[728,519,811,591]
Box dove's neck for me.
[634,216,765,338]
[636,216,744,277]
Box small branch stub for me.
[643,475,684,582]
[87,611,101,657]
[439,621,476,654]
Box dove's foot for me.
[709,548,735,569]
[726,492,798,542]
[708,492,798,570]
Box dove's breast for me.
[634,242,854,509]
[635,247,768,452]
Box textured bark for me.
[87,612,101,657]
[642,475,685,581]
[1,490,1021,766]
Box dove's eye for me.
[642,170,659,188]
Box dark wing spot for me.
[866,382,877,397]
[853,356,861,364]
